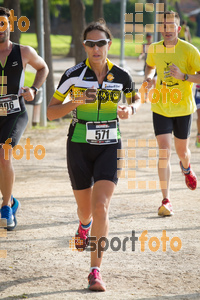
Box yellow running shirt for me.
[146,38,200,117]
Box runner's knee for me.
[77,207,92,222]
[92,199,109,219]
[177,149,190,161]
[0,148,12,168]
[158,146,171,161]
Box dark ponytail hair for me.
[83,18,112,40]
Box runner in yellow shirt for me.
[144,11,200,216]
[179,20,191,43]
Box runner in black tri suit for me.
[47,19,141,291]
[0,43,28,147]
[0,7,49,230]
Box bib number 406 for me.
[0,101,14,110]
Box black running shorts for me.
[67,139,122,190]
[153,112,192,139]
[0,99,28,147]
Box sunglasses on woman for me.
[83,39,110,48]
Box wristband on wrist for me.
[182,74,189,81]
[30,86,38,95]
[131,106,136,115]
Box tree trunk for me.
[4,0,21,44]
[67,35,75,57]
[69,0,86,64]
[34,0,54,105]
[175,1,183,24]
[93,0,104,21]
[156,0,168,41]
[161,0,167,11]
[197,13,200,37]
[44,0,55,104]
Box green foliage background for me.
[0,0,153,25]
[0,0,197,36]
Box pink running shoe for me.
[158,198,174,216]
[88,269,106,291]
[180,162,197,190]
[75,221,91,252]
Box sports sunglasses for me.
[83,39,110,48]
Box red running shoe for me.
[75,221,91,252]
[158,198,174,216]
[180,162,197,190]
[88,269,106,291]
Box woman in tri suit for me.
[47,19,140,291]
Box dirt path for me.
[0,58,200,300]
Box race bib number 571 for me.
[86,120,118,145]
